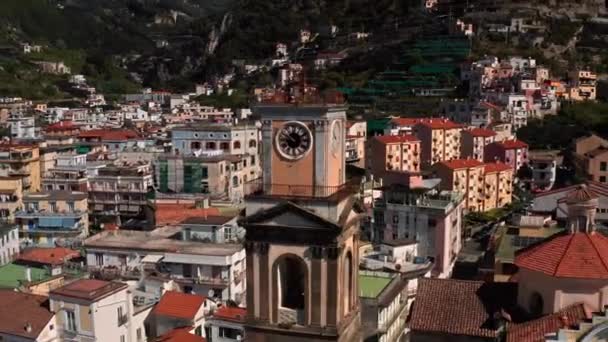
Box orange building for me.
[367,135,421,180]
[433,159,514,212]
[413,118,464,169]
[461,128,497,162]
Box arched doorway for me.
[273,254,308,325]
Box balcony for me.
[15,210,86,219]
[244,179,358,199]
[173,275,230,287]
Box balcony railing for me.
[244,179,357,199]
[15,210,86,218]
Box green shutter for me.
[159,161,169,192]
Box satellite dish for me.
[208,289,215,297]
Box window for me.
[65,310,77,332]
[195,326,202,336]
[219,327,241,339]
[67,202,75,212]
[249,139,257,148]
[220,142,230,150]
[601,162,607,172]
[136,328,142,341]
[392,215,399,224]
[95,253,104,266]
[202,167,208,179]
[601,176,606,183]
[234,141,241,149]
[120,335,125,342]
[117,306,124,325]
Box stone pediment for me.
[242,201,341,231]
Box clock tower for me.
[241,103,362,342]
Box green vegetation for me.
[194,90,249,109]
[517,102,608,150]
[465,207,509,227]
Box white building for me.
[8,113,38,139]
[49,279,152,342]
[0,224,19,266]
[205,306,246,342]
[84,227,246,304]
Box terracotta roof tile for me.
[17,247,80,266]
[78,129,140,141]
[154,291,206,320]
[373,135,419,144]
[45,121,79,132]
[213,306,247,323]
[506,303,590,342]
[156,327,206,342]
[466,128,497,138]
[51,279,128,301]
[438,159,485,170]
[484,162,512,173]
[414,118,464,130]
[410,278,518,338]
[155,205,221,226]
[390,117,423,126]
[515,232,608,279]
[565,184,599,204]
[497,139,528,150]
[0,290,54,339]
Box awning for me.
[141,254,164,263]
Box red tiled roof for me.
[497,139,528,150]
[17,247,80,266]
[0,291,54,339]
[534,181,608,199]
[155,205,221,226]
[410,278,517,338]
[466,128,497,138]
[414,118,463,130]
[506,303,590,342]
[154,291,206,320]
[51,279,128,301]
[439,159,484,170]
[484,162,512,173]
[390,117,422,126]
[515,232,608,279]
[214,306,247,323]
[156,327,206,342]
[565,184,599,204]
[480,101,503,111]
[78,129,140,141]
[374,135,419,144]
[45,121,79,132]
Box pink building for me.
[515,185,608,315]
[461,128,497,161]
[484,139,529,171]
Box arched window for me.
[529,292,544,317]
[343,251,353,317]
[220,142,230,150]
[232,176,239,187]
[191,142,201,150]
[233,141,241,149]
[249,139,257,148]
[273,255,307,325]
[205,142,216,150]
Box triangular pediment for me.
[242,201,341,231]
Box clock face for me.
[331,120,341,156]
[275,121,313,160]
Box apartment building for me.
[42,154,91,192]
[8,113,38,139]
[461,128,497,161]
[433,159,514,212]
[568,70,597,101]
[484,139,529,172]
[155,153,260,202]
[528,150,561,192]
[0,223,19,265]
[17,191,88,247]
[171,123,260,156]
[367,135,421,179]
[88,163,153,224]
[77,129,149,153]
[413,118,463,168]
[483,162,514,211]
[346,120,367,167]
[372,184,464,278]
[0,143,41,192]
[384,118,422,136]
[0,177,23,222]
[49,279,152,342]
[84,227,246,304]
[432,159,486,212]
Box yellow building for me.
[0,177,23,222]
[414,119,463,169]
[0,144,41,193]
[433,159,514,212]
[17,191,88,247]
